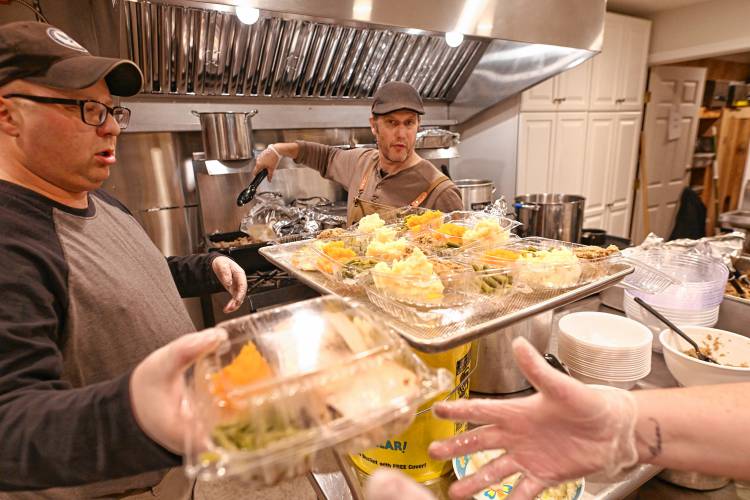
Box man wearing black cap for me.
[0,21,246,498]
[252,80,463,224]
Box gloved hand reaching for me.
[252,144,282,180]
[211,256,247,313]
[428,337,639,499]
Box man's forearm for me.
[270,142,300,161]
[634,383,750,479]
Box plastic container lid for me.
[183,296,453,485]
[624,250,728,309]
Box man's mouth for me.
[95,148,117,164]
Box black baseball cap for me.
[371,81,424,115]
[0,21,143,97]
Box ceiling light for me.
[445,31,464,48]
[235,5,260,25]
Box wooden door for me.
[582,112,617,224]
[716,108,750,214]
[616,17,651,111]
[557,59,593,111]
[520,78,557,111]
[631,66,707,242]
[607,112,642,237]
[517,113,556,194]
[549,113,588,195]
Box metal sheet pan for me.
[260,241,634,352]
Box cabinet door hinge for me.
[643,90,651,104]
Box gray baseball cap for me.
[371,81,424,115]
[0,21,143,96]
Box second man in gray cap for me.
[252,80,463,225]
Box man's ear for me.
[369,115,377,136]
[0,98,21,137]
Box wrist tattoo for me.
[643,417,662,458]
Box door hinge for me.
[644,91,651,104]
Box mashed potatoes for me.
[371,248,444,303]
[357,213,386,234]
[366,226,412,261]
[515,247,581,290]
[463,218,510,247]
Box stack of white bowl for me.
[624,291,720,329]
[557,312,653,389]
[622,250,728,351]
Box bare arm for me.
[429,338,750,500]
[634,383,750,478]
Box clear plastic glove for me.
[364,469,436,500]
[211,256,247,313]
[252,144,282,180]
[130,328,227,453]
[429,337,638,500]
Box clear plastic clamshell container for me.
[473,237,620,292]
[361,255,483,327]
[183,296,452,486]
[310,232,384,285]
[367,256,473,307]
[350,202,433,227]
[410,211,519,258]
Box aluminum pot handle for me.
[246,109,259,118]
[514,202,540,211]
[492,186,497,194]
[190,110,201,118]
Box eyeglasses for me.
[1,94,131,129]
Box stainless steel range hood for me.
[33,0,604,124]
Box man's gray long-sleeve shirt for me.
[0,180,221,497]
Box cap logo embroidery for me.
[46,27,88,53]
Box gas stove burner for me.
[246,269,295,295]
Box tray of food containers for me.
[259,211,635,352]
[183,295,453,486]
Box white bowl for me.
[568,369,640,389]
[559,312,653,350]
[659,326,750,386]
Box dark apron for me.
[348,164,451,226]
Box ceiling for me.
[606,0,713,16]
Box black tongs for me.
[237,170,268,206]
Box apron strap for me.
[356,162,377,197]
[410,175,451,207]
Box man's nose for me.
[97,112,122,137]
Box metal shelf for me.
[260,241,634,352]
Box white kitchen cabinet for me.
[520,60,592,112]
[517,112,587,195]
[589,13,651,111]
[581,112,641,237]
[521,79,557,112]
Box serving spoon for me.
[633,296,720,365]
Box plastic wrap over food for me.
[240,193,346,240]
[633,232,745,270]
[480,196,510,218]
